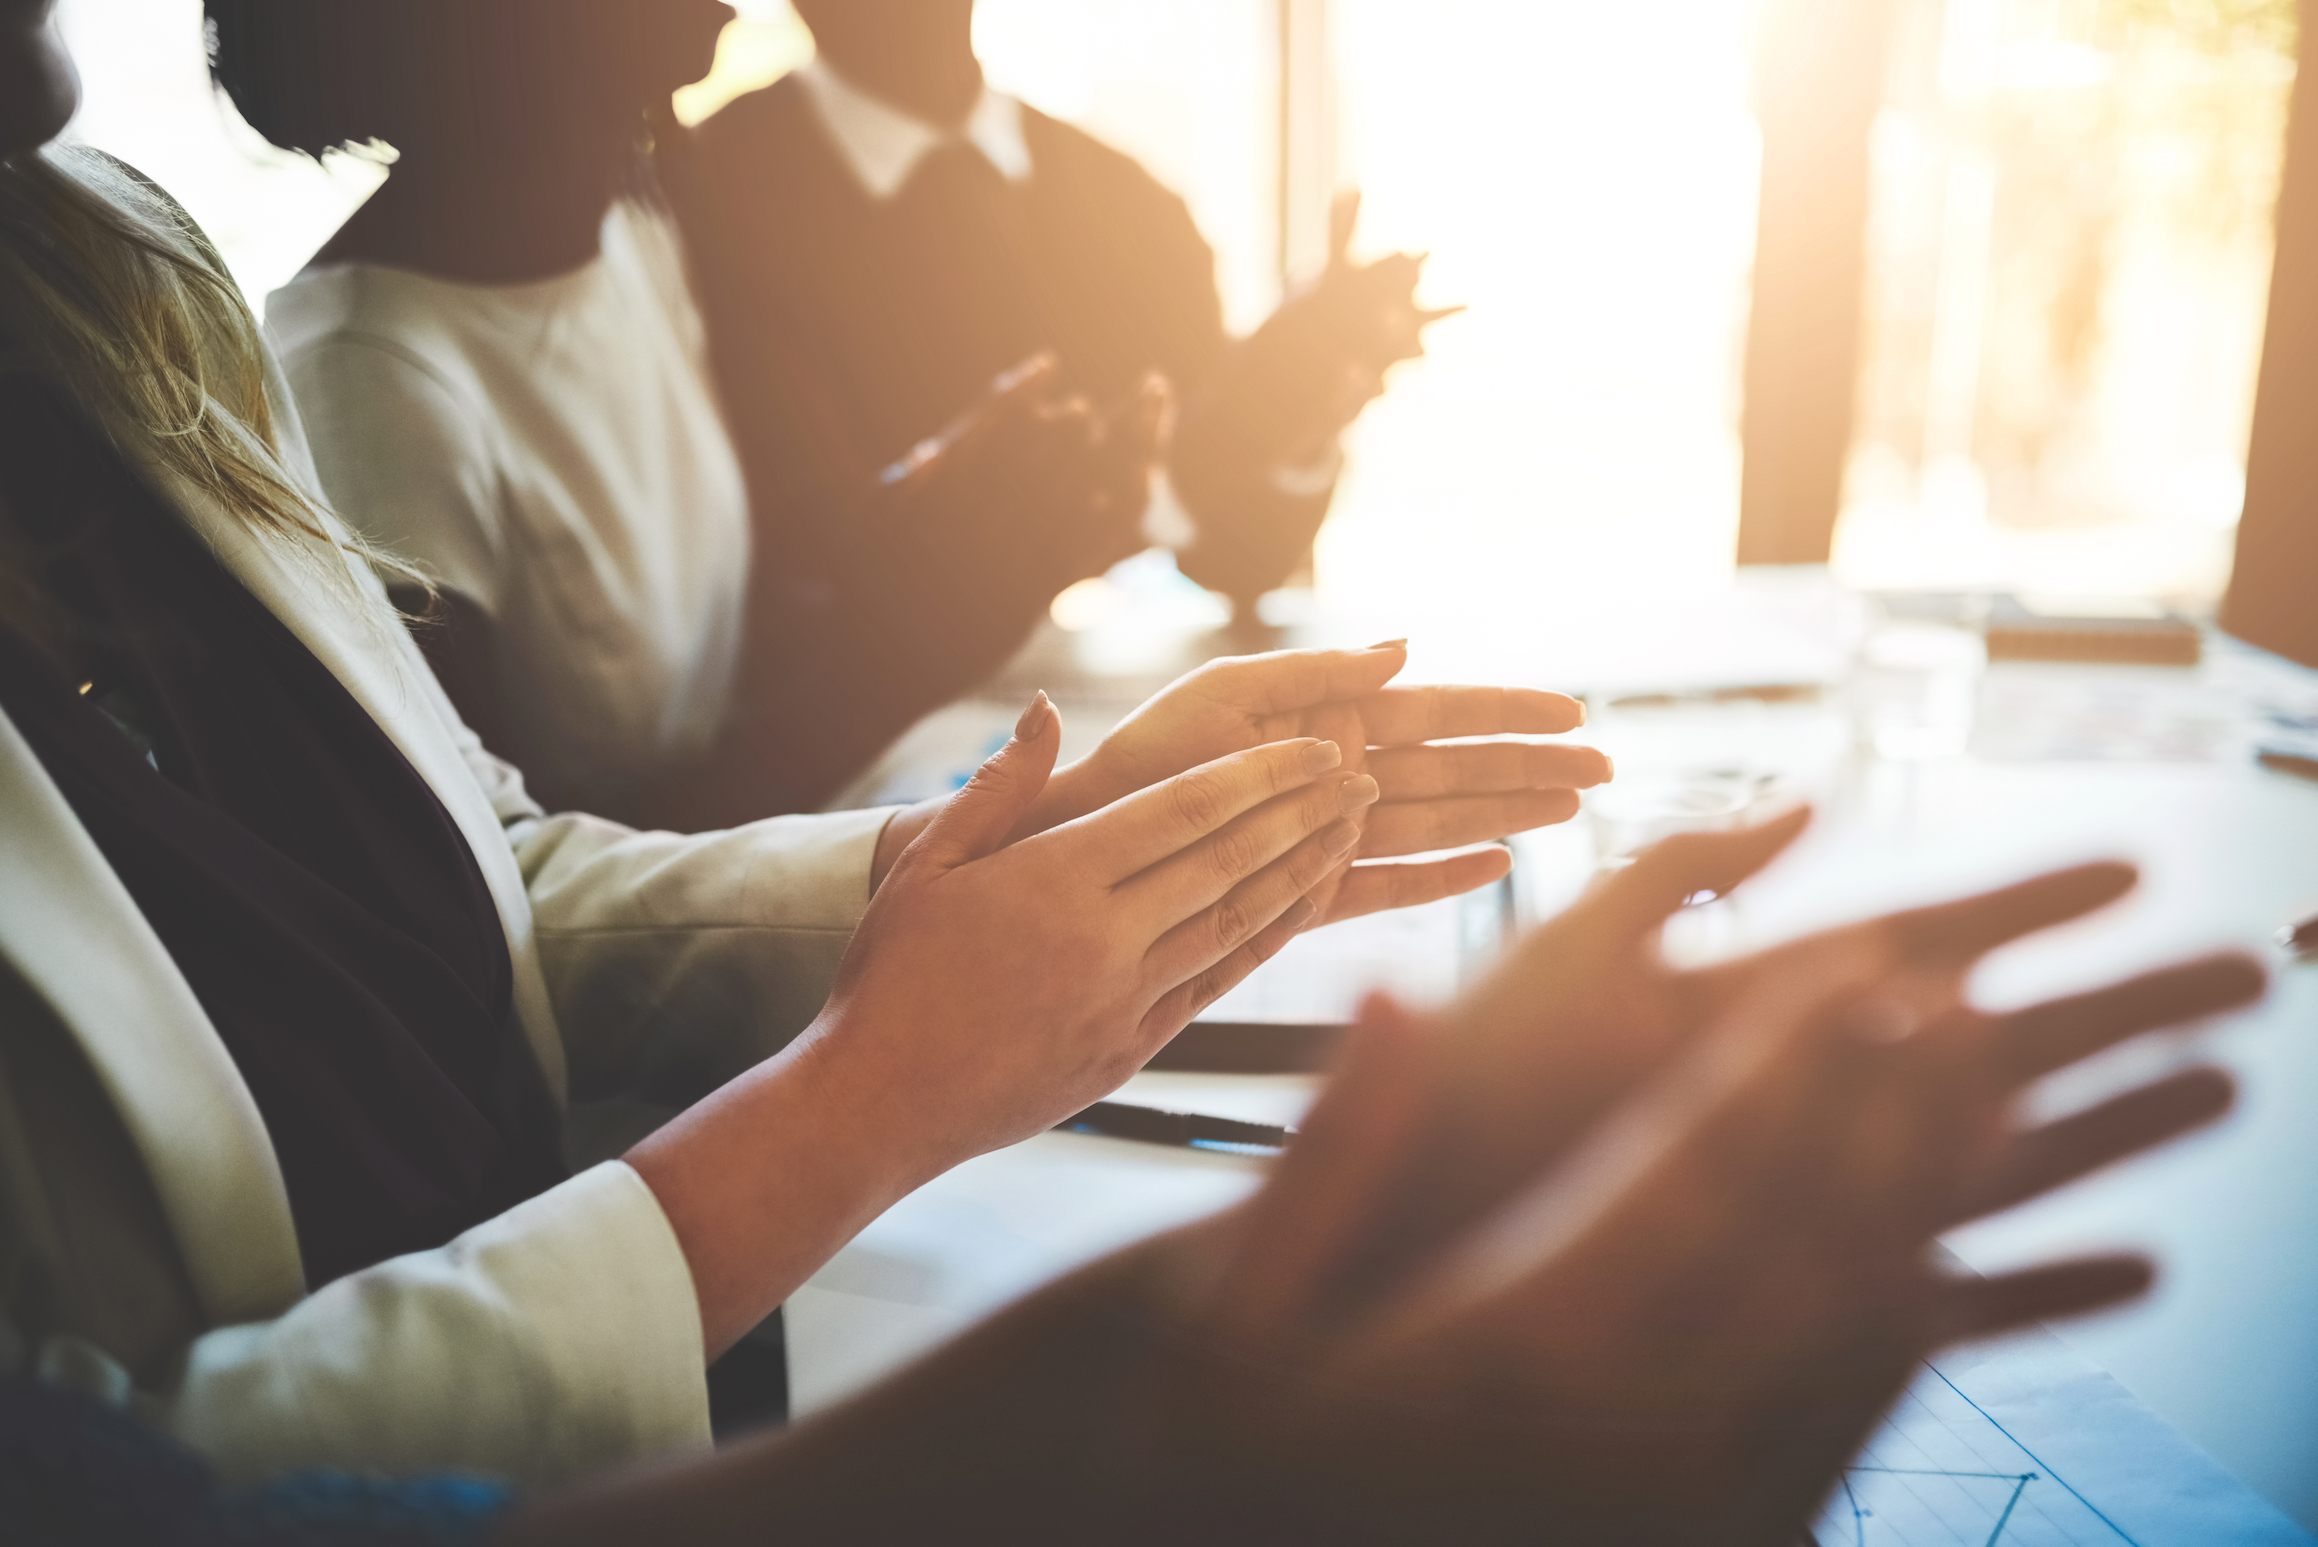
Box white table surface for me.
[788,596,2318,1530]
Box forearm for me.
[623,1018,945,1359]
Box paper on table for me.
[1813,1324,2310,1546]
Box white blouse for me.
[268,202,749,815]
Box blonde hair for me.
[0,142,421,612]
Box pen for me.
[2279,909,2318,958]
[2257,746,2318,783]
[1056,1101,1294,1155]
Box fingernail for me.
[1338,774,1380,814]
[1602,754,1616,781]
[1281,896,1319,931]
[1366,638,1408,652]
[1320,818,1362,857]
[1302,740,1342,774]
[1015,691,1052,739]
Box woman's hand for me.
[629,690,1379,1356]
[1015,641,1608,925]
[825,691,1382,1159]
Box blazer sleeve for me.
[156,1163,703,1487]
[509,799,894,1105]
[431,705,896,1104]
[0,966,703,1486]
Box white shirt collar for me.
[797,59,1033,201]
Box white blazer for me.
[0,349,893,1485]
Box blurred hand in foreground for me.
[1169,906,2252,1542]
[1307,810,2261,1294]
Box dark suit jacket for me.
[661,78,1330,820]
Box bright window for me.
[55,0,382,306]
[1834,0,2297,602]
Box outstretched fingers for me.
[1143,805,1369,985]
[1952,1067,2236,1225]
[1881,861,2140,971]
[1322,849,1514,924]
[1580,807,1814,945]
[1361,788,1585,857]
[1357,684,1586,744]
[1076,738,1348,888]
[1364,740,1611,805]
[1992,953,2266,1088]
[1445,807,1813,1041]
[1119,759,1380,927]
[1193,643,1409,719]
[1937,1257,2156,1345]
[1137,901,1316,1050]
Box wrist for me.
[626,1014,943,1358]
[783,1003,971,1196]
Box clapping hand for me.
[1297,191,1464,442]
[1015,641,1610,925]
[633,692,1384,1356]
[1138,825,2263,1544]
[1314,809,2263,1297]
[868,352,1168,616]
[825,693,1387,1163]
[1204,190,1463,467]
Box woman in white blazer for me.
[0,5,1633,1490]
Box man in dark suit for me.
[671,0,1448,816]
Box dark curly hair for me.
[202,0,443,157]
[205,0,729,161]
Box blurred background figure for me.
[210,0,1161,824]
[211,0,751,822]
[676,0,1451,810]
